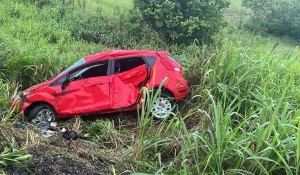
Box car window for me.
[114,57,145,74]
[144,56,157,66]
[70,61,108,81]
[55,58,86,78]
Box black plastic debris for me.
[61,128,78,141]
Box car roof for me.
[84,50,168,62]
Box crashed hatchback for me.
[12,50,188,123]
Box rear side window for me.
[114,57,146,74]
[144,56,157,66]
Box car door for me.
[57,60,111,115]
[110,57,149,109]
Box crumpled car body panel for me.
[110,64,147,109]
[57,76,111,115]
[13,50,189,119]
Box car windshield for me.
[55,58,86,78]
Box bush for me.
[133,0,230,45]
[64,11,166,49]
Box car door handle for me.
[92,82,106,86]
[134,72,143,77]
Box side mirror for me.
[61,79,71,95]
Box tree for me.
[133,0,229,45]
[242,0,300,41]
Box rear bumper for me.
[175,82,189,99]
[166,71,189,101]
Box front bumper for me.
[11,95,27,112]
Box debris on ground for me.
[37,122,59,138]
[13,121,60,138]
[13,123,27,129]
[40,130,56,138]
[61,128,78,141]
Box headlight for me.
[13,94,20,102]
[23,91,30,96]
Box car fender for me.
[26,92,58,111]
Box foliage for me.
[242,0,300,40]
[133,0,230,45]
[0,145,32,168]
[0,127,32,170]
[0,0,165,88]
[129,39,300,174]
[64,12,165,49]
[84,119,129,149]
[1,0,300,174]
[0,80,20,124]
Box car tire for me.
[28,104,57,124]
[151,92,175,120]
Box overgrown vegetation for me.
[133,0,230,45]
[1,0,300,174]
[242,0,300,41]
[0,126,32,174]
[0,0,164,88]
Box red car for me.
[12,50,188,123]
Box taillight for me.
[174,67,182,72]
[161,58,182,72]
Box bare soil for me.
[4,136,113,175]
[1,114,135,175]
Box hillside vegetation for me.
[1,0,300,174]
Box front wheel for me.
[151,93,175,120]
[28,104,57,124]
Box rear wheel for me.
[151,93,175,120]
[28,104,57,124]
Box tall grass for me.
[84,118,130,149]
[126,40,300,174]
[1,0,300,174]
[0,0,165,88]
[0,127,32,173]
[0,80,20,124]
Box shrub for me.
[64,11,166,49]
[133,0,230,45]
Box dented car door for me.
[57,61,111,115]
[110,57,149,109]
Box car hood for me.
[23,81,51,92]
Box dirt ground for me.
[5,151,111,175]
[1,115,132,175]
[3,136,114,175]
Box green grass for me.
[222,0,298,58]
[1,0,300,174]
[0,127,32,172]
[72,0,133,16]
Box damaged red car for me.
[12,50,188,123]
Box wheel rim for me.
[152,97,172,119]
[32,109,55,123]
